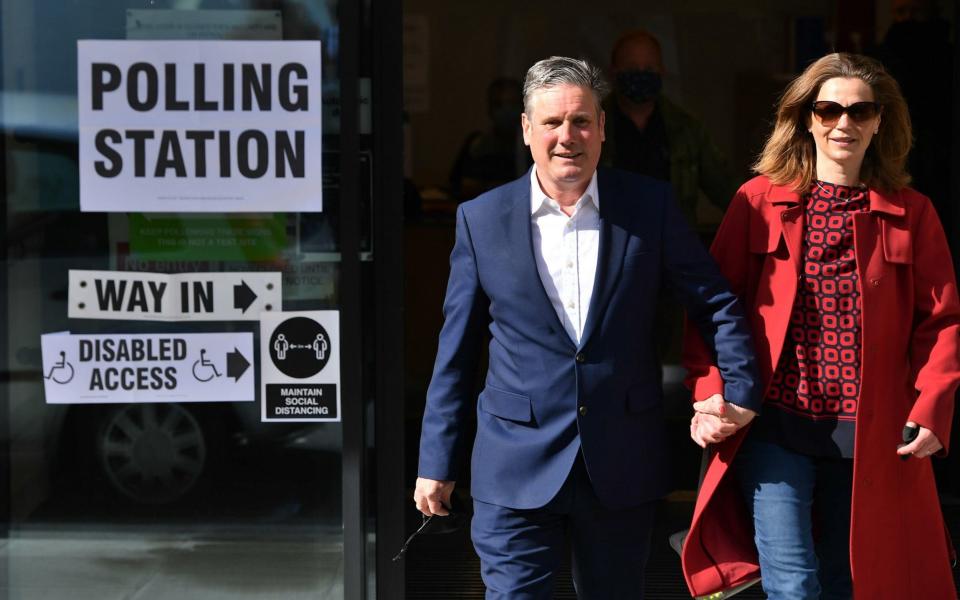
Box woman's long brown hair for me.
[754,53,912,193]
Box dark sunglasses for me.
[392,499,469,561]
[810,100,881,124]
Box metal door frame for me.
[340,0,405,597]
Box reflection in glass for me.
[2,1,346,598]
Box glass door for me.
[0,1,387,598]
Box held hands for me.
[689,393,757,448]
[414,477,456,516]
[690,412,737,448]
[896,421,943,459]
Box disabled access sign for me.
[40,331,254,404]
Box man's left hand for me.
[692,393,756,429]
[690,412,738,448]
[414,477,456,516]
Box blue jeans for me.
[733,437,854,600]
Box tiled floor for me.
[0,526,343,600]
[1,432,346,599]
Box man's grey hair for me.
[522,56,609,115]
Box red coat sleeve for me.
[682,185,754,402]
[906,197,960,454]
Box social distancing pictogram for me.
[260,311,340,422]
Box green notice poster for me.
[128,214,288,261]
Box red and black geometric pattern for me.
[765,181,869,424]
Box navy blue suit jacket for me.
[419,168,759,510]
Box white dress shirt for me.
[529,168,600,344]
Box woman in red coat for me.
[681,52,959,599]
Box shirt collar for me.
[530,167,600,215]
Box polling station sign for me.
[68,270,281,321]
[41,332,253,404]
[260,311,340,422]
[77,40,322,213]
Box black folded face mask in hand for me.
[392,494,469,561]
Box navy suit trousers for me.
[471,453,656,599]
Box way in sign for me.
[93,279,212,313]
[68,270,281,322]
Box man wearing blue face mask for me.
[601,30,734,225]
[603,30,737,364]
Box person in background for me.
[681,52,959,599]
[602,29,735,226]
[449,77,531,202]
[603,29,739,364]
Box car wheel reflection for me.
[96,403,207,505]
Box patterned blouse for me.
[753,180,870,458]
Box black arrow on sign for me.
[226,348,250,381]
[233,280,257,313]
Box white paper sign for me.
[259,311,340,422]
[41,332,254,404]
[78,40,322,212]
[68,270,281,321]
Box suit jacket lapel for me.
[502,175,574,345]
[579,169,629,349]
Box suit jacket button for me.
[575,352,586,363]
[579,405,588,416]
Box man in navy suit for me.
[414,56,760,599]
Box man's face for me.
[612,38,663,76]
[611,38,664,105]
[521,84,605,195]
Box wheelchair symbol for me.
[192,349,222,382]
[44,351,75,384]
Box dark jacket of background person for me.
[448,77,529,202]
[600,95,735,226]
[680,175,960,599]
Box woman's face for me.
[808,77,882,175]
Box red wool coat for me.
[681,175,960,599]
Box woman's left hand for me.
[896,421,943,459]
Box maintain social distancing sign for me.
[259,311,340,422]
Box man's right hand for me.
[414,477,456,516]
